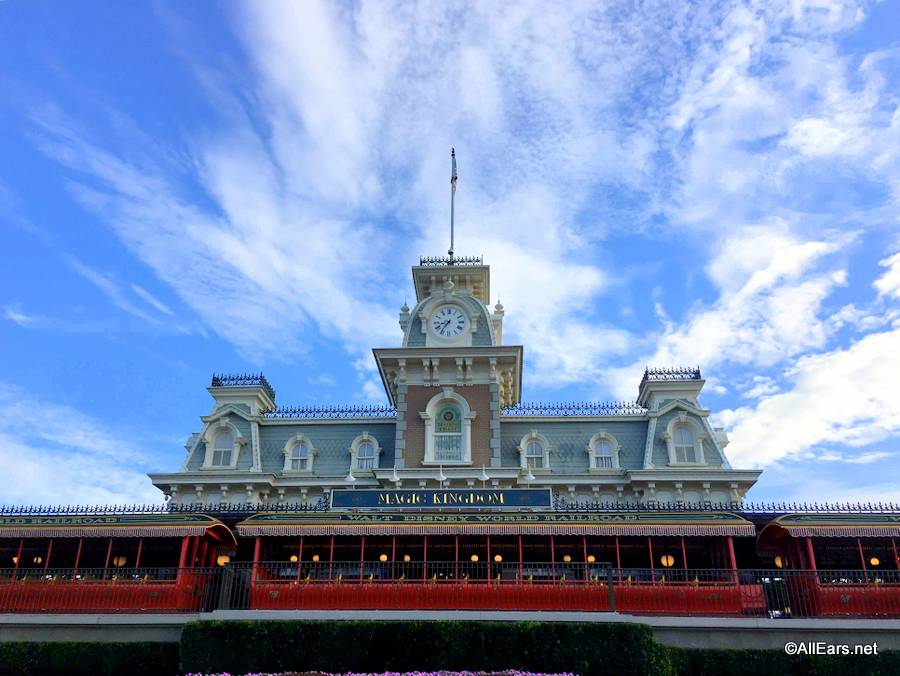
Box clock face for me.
[430,305,467,338]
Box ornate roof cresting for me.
[263,404,397,419]
[640,366,702,389]
[419,255,483,267]
[210,373,276,401]
[502,401,647,416]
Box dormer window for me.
[212,429,234,466]
[587,432,620,471]
[517,431,552,473]
[202,418,245,469]
[662,413,707,466]
[290,442,310,471]
[350,433,382,471]
[673,426,696,463]
[282,435,317,474]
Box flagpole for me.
[449,148,457,263]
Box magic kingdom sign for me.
[330,488,552,510]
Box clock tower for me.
[373,255,522,474]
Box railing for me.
[0,565,898,616]
[0,567,219,614]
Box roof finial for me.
[449,148,457,264]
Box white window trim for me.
[586,432,621,472]
[282,434,318,474]
[516,430,553,473]
[349,432,382,471]
[202,418,246,470]
[661,413,707,466]
[420,387,476,465]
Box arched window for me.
[662,413,706,466]
[290,442,310,471]
[594,440,613,468]
[349,433,382,471]
[673,426,696,463]
[212,429,234,466]
[517,431,552,472]
[434,404,463,462]
[282,435,317,474]
[525,439,545,469]
[586,432,620,471]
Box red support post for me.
[178,536,190,569]
[892,538,899,571]
[615,536,621,582]
[359,536,366,581]
[189,536,199,568]
[73,537,83,577]
[251,536,261,585]
[582,535,588,583]
[391,536,396,580]
[135,538,143,569]
[103,538,114,576]
[329,535,335,581]
[423,535,428,581]
[648,537,655,579]
[805,538,817,571]
[517,535,523,582]
[727,535,739,585]
[454,535,459,580]
[13,539,23,572]
[857,538,868,582]
[681,537,688,570]
[44,539,53,570]
[487,535,491,581]
[550,535,556,580]
[296,536,304,582]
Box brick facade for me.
[403,384,493,466]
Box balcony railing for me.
[2,565,897,617]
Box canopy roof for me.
[236,511,756,537]
[0,513,235,544]
[760,513,900,540]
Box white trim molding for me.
[282,434,318,475]
[202,417,247,470]
[420,387,476,465]
[349,432,383,471]
[516,430,553,473]
[661,413,707,466]
[586,432,621,471]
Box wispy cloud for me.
[130,283,173,315]
[0,383,161,504]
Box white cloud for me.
[2,303,37,328]
[875,251,900,300]
[130,284,173,315]
[0,383,161,504]
[718,327,900,468]
[66,257,156,323]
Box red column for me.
[648,537,655,578]
[13,539,23,572]
[73,538,83,577]
[251,536,261,585]
[423,535,428,581]
[359,536,366,581]
[517,535,523,582]
[892,538,899,571]
[615,536,621,582]
[103,538,114,576]
[296,536,304,582]
[391,536,396,581]
[681,537,688,570]
[857,538,868,581]
[805,538,817,571]
[329,536,335,581]
[487,536,491,581]
[178,536,190,569]
[44,539,53,570]
[189,536,200,567]
[582,535,589,583]
[727,535,739,585]
[454,535,459,580]
[550,535,556,580]
[135,538,143,569]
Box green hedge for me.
[180,620,672,675]
[0,641,178,676]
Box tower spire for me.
[449,147,458,263]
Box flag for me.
[451,147,458,194]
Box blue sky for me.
[1,0,898,505]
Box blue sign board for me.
[331,488,552,510]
